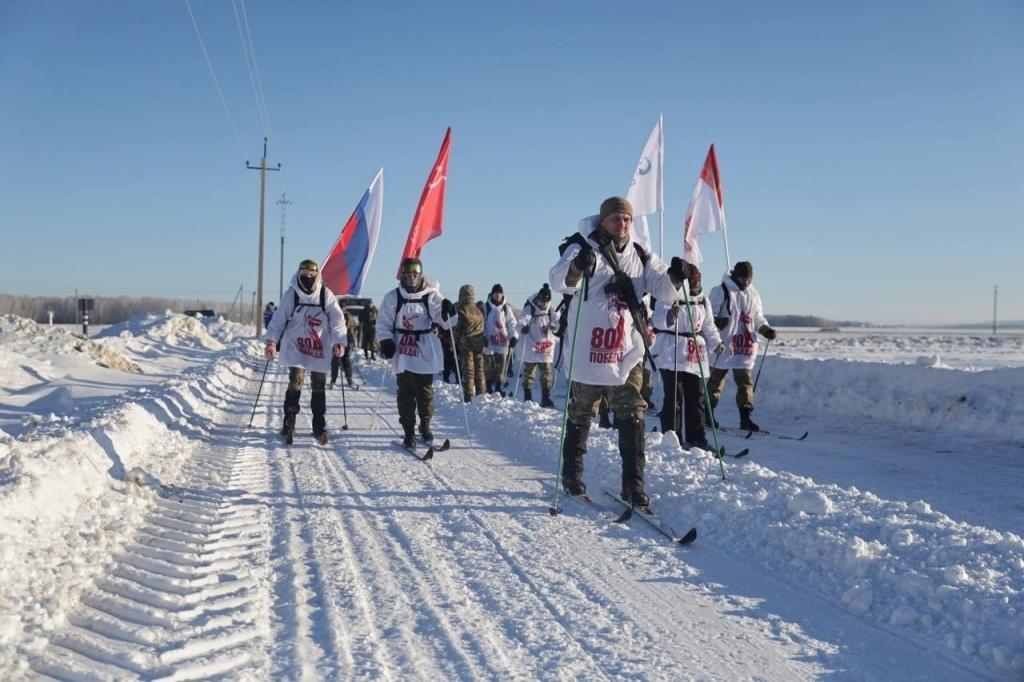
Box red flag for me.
[398,127,452,277]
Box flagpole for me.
[658,113,665,257]
[722,223,733,270]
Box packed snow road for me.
[21,353,995,680]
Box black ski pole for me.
[752,338,772,396]
[248,357,272,428]
[339,352,350,430]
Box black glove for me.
[380,338,396,359]
[509,336,518,349]
[715,316,730,331]
[759,325,777,340]
[603,271,630,297]
[668,257,690,286]
[441,298,456,320]
[572,245,596,274]
[521,325,530,334]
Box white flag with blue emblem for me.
[625,115,663,251]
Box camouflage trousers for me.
[521,362,553,391]
[284,367,327,434]
[484,353,508,388]
[458,348,486,400]
[707,367,754,410]
[396,371,434,430]
[567,363,645,426]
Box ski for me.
[542,480,612,518]
[688,443,750,459]
[744,428,808,441]
[420,436,451,452]
[602,489,697,545]
[392,440,434,461]
[717,425,808,441]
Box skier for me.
[376,257,457,447]
[330,308,356,388]
[263,259,347,445]
[707,260,777,431]
[517,283,559,407]
[262,302,276,328]
[549,196,688,506]
[359,303,378,360]
[452,284,486,402]
[651,264,723,448]
[483,284,518,395]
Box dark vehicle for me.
[184,309,216,318]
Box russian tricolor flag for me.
[322,169,383,296]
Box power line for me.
[184,0,249,160]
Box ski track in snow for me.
[2,319,1020,679]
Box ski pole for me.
[369,359,391,430]
[550,276,586,515]
[752,338,772,396]
[672,302,680,443]
[511,341,527,400]
[339,351,350,430]
[681,279,727,480]
[447,325,473,439]
[247,356,272,428]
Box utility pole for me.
[993,285,998,335]
[246,137,280,337]
[277,192,291,301]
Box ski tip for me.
[744,430,755,439]
[798,431,809,440]
[422,448,435,461]
[439,438,451,451]
[733,448,751,459]
[678,527,698,545]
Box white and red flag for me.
[682,144,727,266]
[625,115,663,252]
[398,127,451,276]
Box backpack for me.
[392,288,434,337]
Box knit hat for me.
[298,259,319,273]
[732,261,753,278]
[537,283,552,301]
[491,283,503,294]
[598,196,633,222]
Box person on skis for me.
[707,260,776,432]
[517,283,559,407]
[651,264,723,449]
[549,196,689,507]
[483,283,518,395]
[376,257,457,448]
[452,283,486,402]
[359,303,378,360]
[263,259,347,445]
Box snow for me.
[0,313,1021,679]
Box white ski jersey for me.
[483,299,519,355]
[708,276,769,370]
[263,274,347,374]
[517,295,560,363]
[549,216,680,386]
[376,278,456,375]
[650,287,722,377]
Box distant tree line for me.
[0,293,251,324]
[767,315,868,328]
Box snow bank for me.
[0,340,256,672]
[356,362,1024,677]
[0,314,141,373]
[97,311,227,351]
[758,357,1024,442]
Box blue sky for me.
[1,1,1022,325]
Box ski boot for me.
[561,421,590,496]
[402,423,416,450]
[419,421,434,445]
[618,416,648,508]
[523,387,533,403]
[540,388,555,409]
[739,407,761,432]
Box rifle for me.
[593,235,660,374]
